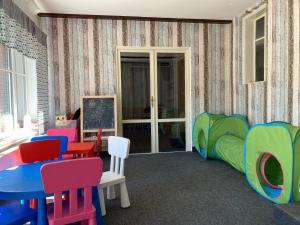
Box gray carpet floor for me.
[102,152,276,225]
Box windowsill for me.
[0,129,37,154]
[243,80,266,85]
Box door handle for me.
[151,96,154,107]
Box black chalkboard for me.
[82,97,115,130]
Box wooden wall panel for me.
[43,17,233,126]
[44,0,300,128]
[233,0,300,125]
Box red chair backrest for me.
[47,128,78,143]
[0,149,23,171]
[41,158,103,218]
[19,140,60,163]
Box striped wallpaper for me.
[41,17,233,127]
[44,0,299,128]
[232,0,300,125]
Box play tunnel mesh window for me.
[256,153,284,199]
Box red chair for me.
[47,128,78,143]
[19,140,61,209]
[0,149,23,171]
[95,129,102,156]
[19,140,60,163]
[41,158,103,225]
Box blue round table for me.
[0,161,103,225]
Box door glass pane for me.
[256,17,265,40]
[123,123,151,153]
[121,53,150,120]
[255,39,264,81]
[0,71,13,135]
[157,53,185,119]
[16,75,27,129]
[159,122,185,152]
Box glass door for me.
[118,48,190,154]
[119,51,155,153]
[155,52,186,152]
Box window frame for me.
[242,4,267,84]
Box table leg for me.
[92,186,103,225]
[37,198,47,225]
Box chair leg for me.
[21,199,30,207]
[88,217,96,225]
[98,186,106,216]
[30,199,38,209]
[107,185,116,200]
[120,182,130,208]
[81,221,88,225]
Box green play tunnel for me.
[193,113,300,204]
[193,113,248,159]
[214,134,245,173]
[245,123,300,203]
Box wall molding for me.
[38,13,232,24]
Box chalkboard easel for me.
[80,95,117,142]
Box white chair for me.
[98,136,131,216]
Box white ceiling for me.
[34,0,260,20]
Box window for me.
[242,4,267,84]
[0,44,37,148]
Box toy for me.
[193,112,248,166]
[193,113,300,203]
[245,122,300,203]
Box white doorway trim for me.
[116,46,192,152]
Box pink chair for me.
[47,128,79,143]
[41,158,103,225]
[47,128,78,159]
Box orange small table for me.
[66,142,96,158]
